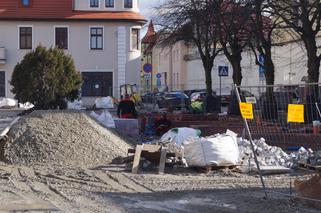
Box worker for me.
[154,114,172,136]
[117,95,137,119]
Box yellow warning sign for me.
[240,102,254,120]
[287,104,304,123]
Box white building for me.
[0,0,145,101]
[185,38,321,93]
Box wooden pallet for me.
[298,163,321,173]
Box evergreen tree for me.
[11,45,82,109]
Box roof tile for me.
[0,0,145,21]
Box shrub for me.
[11,45,82,109]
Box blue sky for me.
[140,0,163,21]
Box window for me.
[22,0,30,6]
[90,27,103,50]
[105,0,114,7]
[124,0,133,8]
[90,0,99,7]
[81,72,113,97]
[0,71,5,97]
[19,27,32,49]
[55,27,68,49]
[131,28,140,50]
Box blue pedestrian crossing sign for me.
[259,54,265,74]
[218,66,229,77]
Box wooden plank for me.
[132,145,143,174]
[158,147,167,174]
[142,144,161,153]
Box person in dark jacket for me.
[154,114,172,136]
[117,95,137,119]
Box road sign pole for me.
[220,76,222,97]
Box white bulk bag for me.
[67,100,83,110]
[0,98,16,108]
[183,130,239,167]
[95,97,114,109]
[90,110,115,128]
[161,128,201,146]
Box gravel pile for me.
[3,111,132,168]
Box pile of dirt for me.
[2,111,132,168]
[295,174,321,209]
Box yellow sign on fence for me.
[287,104,305,123]
[240,102,254,120]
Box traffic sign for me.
[156,73,162,79]
[143,63,152,73]
[218,66,229,77]
[157,78,161,87]
[259,54,265,74]
[144,73,151,79]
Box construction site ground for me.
[0,162,319,213]
[0,110,320,212]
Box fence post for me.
[234,84,268,199]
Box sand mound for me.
[3,111,132,168]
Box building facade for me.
[142,25,321,94]
[0,0,145,101]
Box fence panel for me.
[237,83,321,150]
[236,83,321,205]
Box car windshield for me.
[166,93,188,98]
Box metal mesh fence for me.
[235,83,321,205]
[236,83,321,150]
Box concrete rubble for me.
[238,138,321,172]
[238,138,291,169]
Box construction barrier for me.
[235,83,321,207]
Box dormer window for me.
[124,0,133,8]
[22,0,30,7]
[90,0,99,8]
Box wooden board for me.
[131,145,143,174]
[158,148,167,174]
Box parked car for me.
[142,92,165,103]
[157,92,191,109]
[214,88,232,106]
[258,91,300,111]
[183,89,205,97]
[190,91,217,102]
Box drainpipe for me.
[169,46,173,91]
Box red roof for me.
[142,21,156,43]
[0,0,145,22]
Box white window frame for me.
[18,25,34,50]
[0,70,7,97]
[123,0,133,9]
[105,0,115,8]
[89,0,100,9]
[89,26,104,50]
[54,25,70,50]
[130,27,140,51]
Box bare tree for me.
[154,0,222,96]
[215,0,253,86]
[250,0,279,87]
[272,0,321,84]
